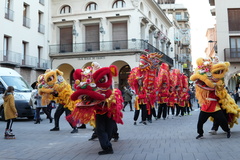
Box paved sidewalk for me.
[0,103,240,160]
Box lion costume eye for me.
[99,75,108,83]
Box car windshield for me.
[1,76,32,92]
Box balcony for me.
[224,48,240,62]
[49,39,174,66]
[0,50,50,69]
[181,39,190,46]
[176,17,189,22]
[39,0,44,5]
[5,8,14,21]
[23,16,31,28]
[38,24,45,34]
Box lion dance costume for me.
[66,62,124,155]
[190,56,240,139]
[37,69,79,132]
[128,53,163,124]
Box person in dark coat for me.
[122,86,133,111]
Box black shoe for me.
[50,127,59,131]
[34,120,40,124]
[196,134,203,139]
[71,128,78,133]
[227,131,231,138]
[49,118,53,123]
[112,133,119,142]
[143,121,147,125]
[77,124,86,129]
[134,122,137,125]
[98,147,113,155]
[88,134,98,141]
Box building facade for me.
[159,1,192,77]
[1,0,192,89]
[205,25,217,58]
[1,0,50,84]
[49,0,175,89]
[209,0,240,92]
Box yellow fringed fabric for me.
[195,85,210,106]
[216,87,240,128]
[134,96,140,110]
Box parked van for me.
[0,67,34,120]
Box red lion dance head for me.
[67,62,124,127]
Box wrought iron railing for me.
[49,39,173,65]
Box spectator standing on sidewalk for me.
[122,86,133,111]
[3,86,18,137]
[34,90,53,124]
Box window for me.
[22,41,28,65]
[37,46,42,67]
[86,2,97,11]
[23,3,30,28]
[175,12,181,21]
[140,2,144,11]
[184,12,188,20]
[230,37,240,58]
[112,0,126,8]
[3,36,10,61]
[60,5,71,14]
[39,0,44,5]
[38,11,45,33]
[5,0,14,20]
[228,9,240,32]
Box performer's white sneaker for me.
[209,130,217,135]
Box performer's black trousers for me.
[148,107,157,120]
[96,113,115,150]
[157,103,167,119]
[197,110,230,135]
[176,104,185,116]
[134,104,147,121]
[54,103,75,128]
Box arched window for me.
[112,0,126,8]
[148,11,152,20]
[60,5,71,14]
[86,2,97,11]
[140,2,144,12]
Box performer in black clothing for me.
[50,103,78,133]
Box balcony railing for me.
[39,0,44,5]
[38,23,45,34]
[0,50,50,69]
[5,8,14,21]
[224,48,240,62]
[176,17,189,22]
[23,16,30,28]
[49,39,173,66]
